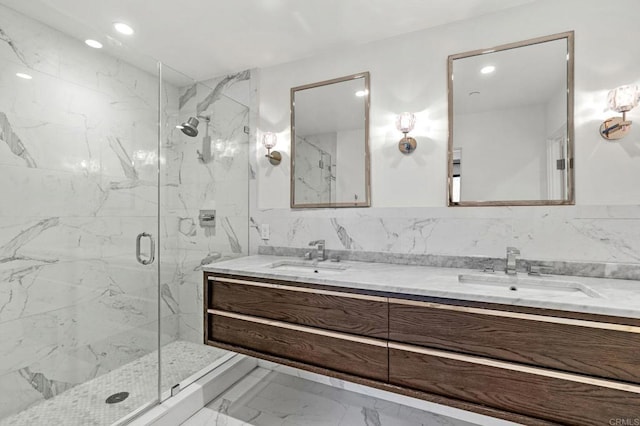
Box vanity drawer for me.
[389,299,640,383]
[209,276,388,338]
[389,343,640,426]
[208,310,388,382]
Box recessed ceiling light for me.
[481,65,495,74]
[355,90,368,97]
[113,22,134,35]
[85,39,103,49]
[16,72,33,80]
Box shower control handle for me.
[136,232,155,265]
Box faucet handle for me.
[528,265,551,276]
[308,239,325,246]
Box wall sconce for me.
[396,112,417,154]
[600,84,639,140]
[262,132,281,165]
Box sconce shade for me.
[607,85,639,113]
[396,112,416,134]
[262,132,277,149]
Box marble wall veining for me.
[0,2,253,416]
[169,70,252,344]
[293,134,335,205]
[251,0,640,268]
[0,4,183,418]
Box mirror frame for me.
[447,31,575,207]
[290,71,371,208]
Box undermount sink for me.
[269,260,349,275]
[458,273,603,298]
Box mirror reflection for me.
[448,32,574,206]
[291,72,371,208]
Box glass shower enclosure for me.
[0,4,249,425]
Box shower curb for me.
[124,355,257,426]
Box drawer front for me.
[210,276,388,338]
[208,310,388,382]
[389,299,640,383]
[389,343,640,426]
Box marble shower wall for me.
[170,71,252,343]
[0,5,181,418]
[293,135,335,204]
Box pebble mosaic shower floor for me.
[0,341,231,426]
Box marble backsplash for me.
[258,246,640,281]
[250,205,640,281]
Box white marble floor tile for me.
[181,369,479,426]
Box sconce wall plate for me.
[600,116,632,140]
[600,84,638,140]
[266,151,282,165]
[398,136,417,154]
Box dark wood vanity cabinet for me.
[205,272,640,426]
[389,344,640,425]
[388,298,640,384]
[205,275,389,381]
[209,276,388,338]
[210,311,388,381]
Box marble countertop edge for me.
[203,255,640,320]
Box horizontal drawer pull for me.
[389,298,640,334]
[389,342,640,394]
[209,309,388,347]
[212,276,387,303]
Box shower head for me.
[177,115,211,137]
[178,116,200,137]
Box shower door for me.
[0,7,164,421]
[156,65,251,402]
[0,5,250,424]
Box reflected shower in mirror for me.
[291,72,371,208]
[448,32,574,206]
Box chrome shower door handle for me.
[136,232,155,265]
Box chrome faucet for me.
[506,246,520,275]
[308,239,326,261]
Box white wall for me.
[545,86,568,138]
[256,0,640,208]
[250,0,640,264]
[336,128,366,203]
[456,104,546,201]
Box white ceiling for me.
[453,37,568,114]
[0,0,536,84]
[295,76,366,135]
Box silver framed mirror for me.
[290,72,371,208]
[447,32,575,207]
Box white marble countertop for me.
[203,255,640,320]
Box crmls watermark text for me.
[610,419,640,426]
